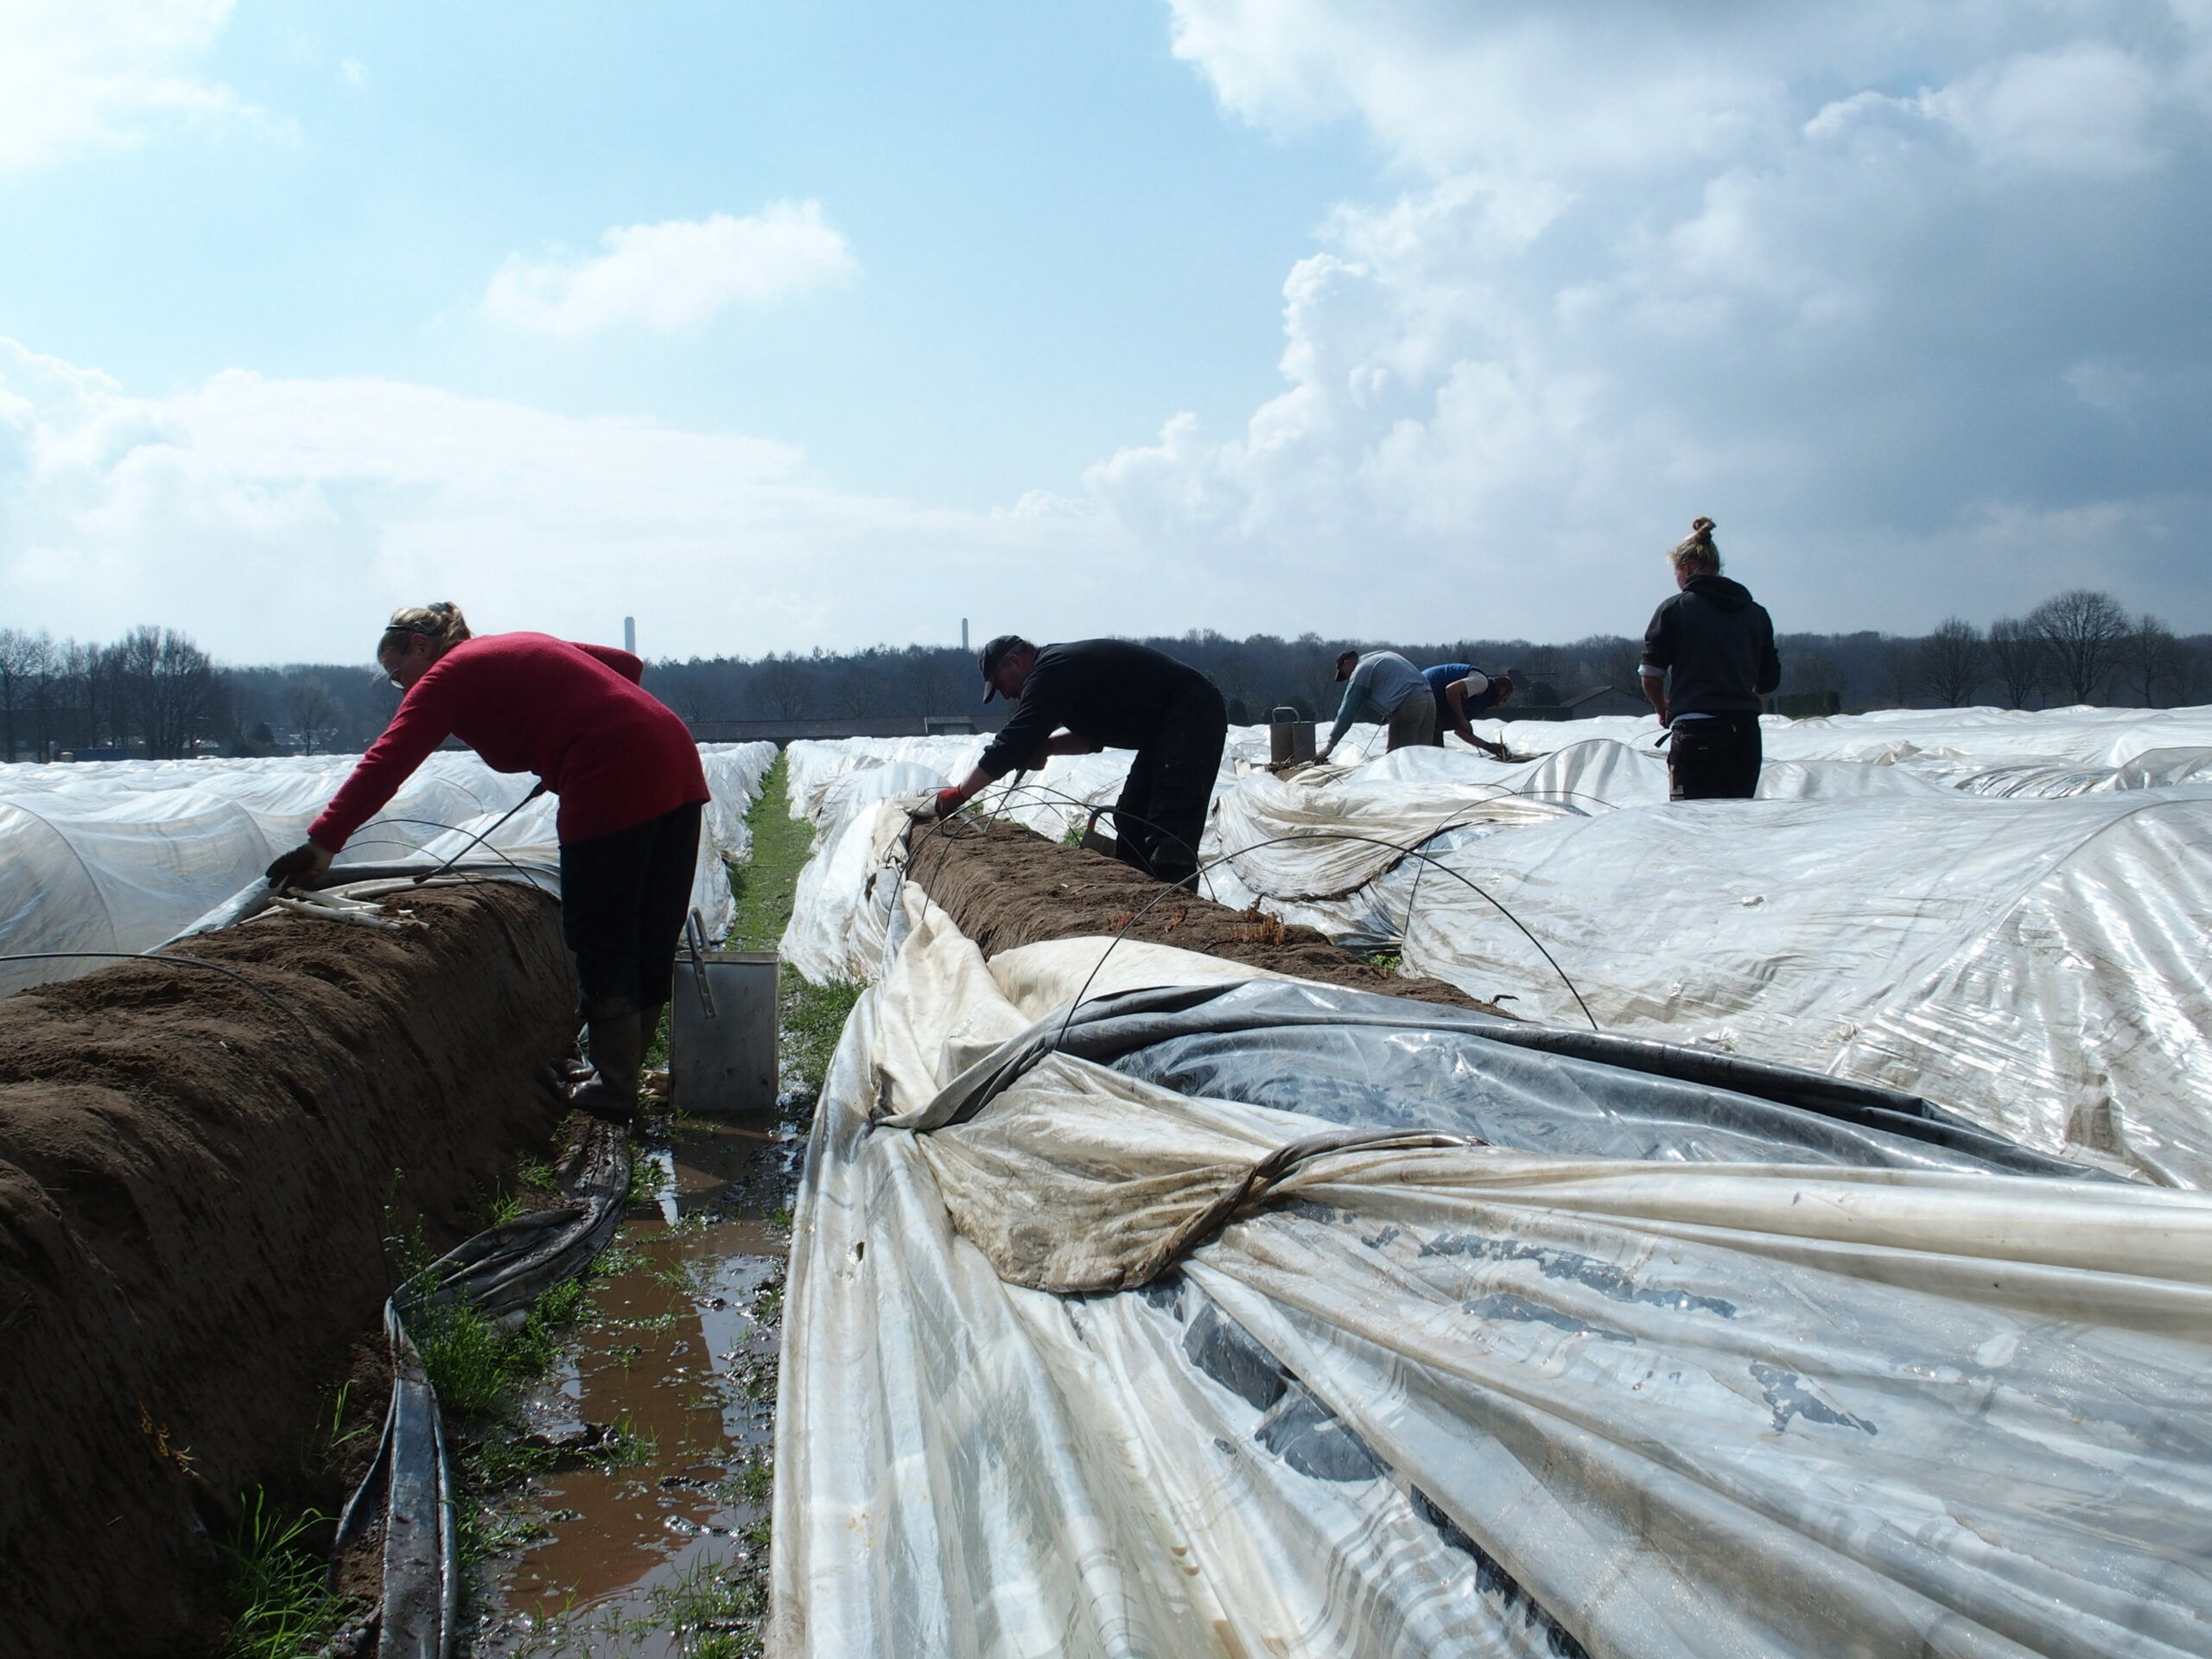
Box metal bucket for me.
[1268,705,1316,766]
[669,946,779,1115]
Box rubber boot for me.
[569,1011,644,1127]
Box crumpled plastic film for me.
[771,888,2212,1659]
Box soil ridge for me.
[905,820,1503,1012]
[0,881,575,1659]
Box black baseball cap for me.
[978,634,1031,702]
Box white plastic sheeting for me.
[772,887,2212,1659]
[0,741,776,995]
[773,708,2212,1185]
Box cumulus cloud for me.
[1099,1,2212,636]
[482,204,859,337]
[0,0,269,171]
[0,338,1151,663]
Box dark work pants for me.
[1668,714,1763,800]
[1113,680,1229,888]
[559,800,703,1020]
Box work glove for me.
[931,788,966,820]
[265,840,334,889]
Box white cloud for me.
[0,338,1157,663]
[338,57,367,87]
[1091,1,2212,636]
[1921,41,2163,177]
[0,0,269,171]
[482,204,859,337]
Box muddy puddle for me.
[467,1115,797,1658]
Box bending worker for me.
[1319,647,1433,758]
[264,602,708,1123]
[932,634,1227,890]
[1424,661,1517,757]
[1638,517,1782,799]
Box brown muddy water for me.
[467,1115,797,1658]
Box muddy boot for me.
[569,1012,643,1127]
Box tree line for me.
[0,588,2202,760]
[645,588,2209,728]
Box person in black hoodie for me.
[1637,517,1782,799]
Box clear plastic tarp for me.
[772,886,2212,1659]
[0,741,775,995]
[776,707,2212,1185]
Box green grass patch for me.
[726,754,814,953]
[411,1274,594,1423]
[653,1552,770,1659]
[783,973,861,1100]
[216,1491,352,1659]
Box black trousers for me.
[1668,714,1763,800]
[559,800,703,1020]
[1113,681,1229,888]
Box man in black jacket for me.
[1638,517,1783,799]
[932,635,1228,887]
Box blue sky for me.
[2,2,2209,663]
[0,1,1363,504]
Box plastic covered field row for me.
[772,886,2212,1659]
[0,741,776,995]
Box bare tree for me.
[903,651,952,716]
[1987,617,2044,709]
[834,667,883,719]
[287,674,342,753]
[107,626,222,757]
[0,628,38,760]
[1916,618,1988,707]
[2026,588,2130,705]
[749,655,812,719]
[2121,613,2181,708]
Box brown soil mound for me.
[0,881,576,1659]
[905,820,1503,1013]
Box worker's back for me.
[1644,576,1780,716]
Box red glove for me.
[933,788,966,820]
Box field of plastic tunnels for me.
[11,705,2212,1659]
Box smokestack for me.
[624,616,636,654]
[962,618,969,652]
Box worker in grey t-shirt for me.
[1319,650,1436,759]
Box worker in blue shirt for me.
[1423,662,1516,756]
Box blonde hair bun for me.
[379,601,473,658]
[1669,518,1722,575]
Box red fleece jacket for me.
[308,632,709,851]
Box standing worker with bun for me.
[264,602,709,1124]
[932,635,1228,890]
[1638,518,1783,799]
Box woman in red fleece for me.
[264,601,709,1123]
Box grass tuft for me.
[783,974,861,1100]
[216,1491,351,1659]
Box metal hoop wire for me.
[897,779,1227,918]
[1046,828,1598,1052]
[357,817,537,880]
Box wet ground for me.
[466,1110,800,1659]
